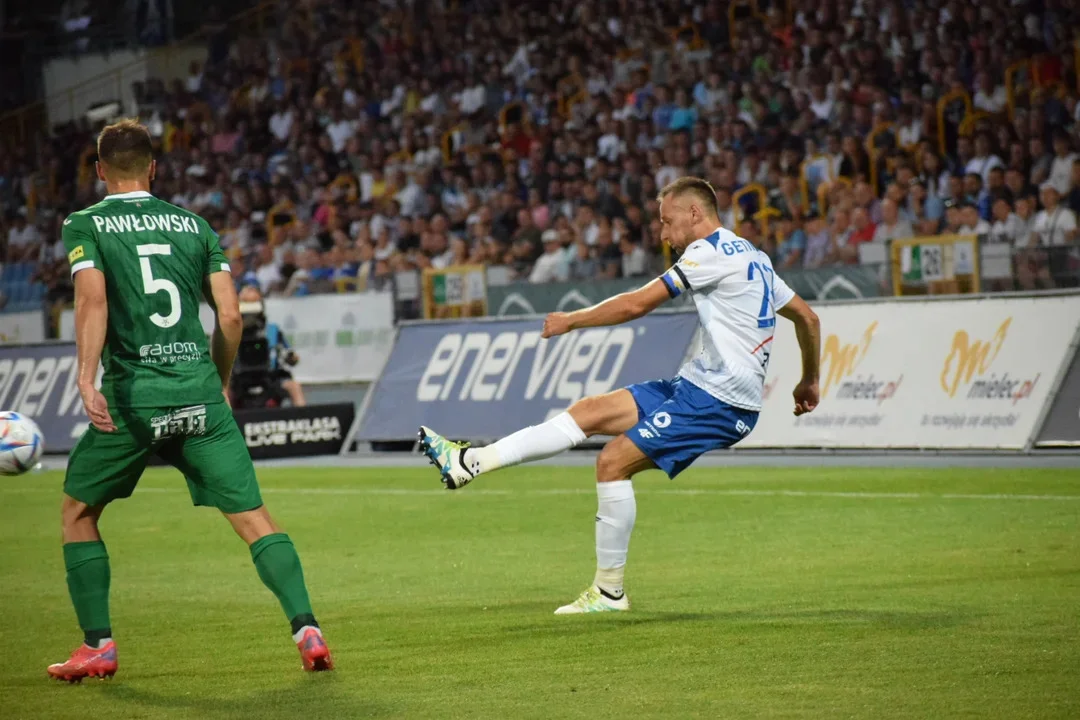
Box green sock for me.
[63,541,112,645]
[249,533,315,630]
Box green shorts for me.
[65,402,262,514]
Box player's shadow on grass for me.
[502,607,973,635]
[101,674,394,719]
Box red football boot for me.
[47,641,118,683]
[296,628,333,672]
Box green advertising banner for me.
[488,266,882,316]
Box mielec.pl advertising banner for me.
[358,313,699,441]
[744,294,1080,449]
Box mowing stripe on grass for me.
[5,486,1078,501]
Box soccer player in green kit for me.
[47,119,333,681]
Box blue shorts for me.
[625,377,759,478]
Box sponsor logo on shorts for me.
[150,405,208,440]
[139,341,201,364]
[652,412,671,428]
[736,419,752,436]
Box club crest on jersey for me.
[68,246,85,263]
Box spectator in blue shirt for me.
[651,85,676,133]
[669,88,698,132]
[773,212,806,270]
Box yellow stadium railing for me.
[958,110,992,139]
[441,124,465,164]
[865,122,893,196]
[1076,38,1080,94]
[728,0,768,46]
[816,176,852,217]
[1004,59,1030,122]
[936,88,971,156]
[498,100,529,133]
[799,154,832,210]
[670,23,706,50]
[732,183,767,225]
[557,73,586,119]
[0,1,278,148]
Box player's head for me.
[657,176,720,251]
[96,119,156,187]
[239,284,263,303]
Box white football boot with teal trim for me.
[418,426,475,490]
[554,585,630,615]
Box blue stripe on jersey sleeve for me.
[660,271,681,298]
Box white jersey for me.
[660,227,794,410]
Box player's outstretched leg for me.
[48,496,118,682]
[555,435,652,615]
[227,507,334,671]
[419,391,640,489]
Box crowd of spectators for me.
[3,0,1080,318]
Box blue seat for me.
[0,266,16,283]
[30,284,46,301]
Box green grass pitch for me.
[1,464,1078,719]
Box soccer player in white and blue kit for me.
[420,177,821,614]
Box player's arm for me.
[205,272,243,393]
[542,239,723,338]
[73,268,116,432]
[541,279,670,337]
[64,214,115,432]
[777,294,821,416]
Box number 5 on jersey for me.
[137,244,181,328]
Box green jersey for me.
[62,190,230,409]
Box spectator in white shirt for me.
[253,244,284,294]
[1031,183,1078,246]
[325,108,356,154]
[972,72,1007,113]
[7,208,40,262]
[529,229,566,283]
[596,116,624,163]
[964,133,1004,186]
[456,76,486,116]
[808,82,834,121]
[958,204,991,235]
[989,197,1030,247]
[1048,131,1078,196]
[269,101,294,143]
[872,199,914,243]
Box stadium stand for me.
[1,0,1079,328]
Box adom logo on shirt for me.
[940,317,1040,404]
[819,321,903,405]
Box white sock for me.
[465,411,586,476]
[292,625,321,644]
[594,480,636,598]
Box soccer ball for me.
[0,411,45,475]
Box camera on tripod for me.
[230,299,294,409]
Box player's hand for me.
[80,385,116,432]
[541,312,573,338]
[792,380,819,416]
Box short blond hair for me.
[657,176,720,219]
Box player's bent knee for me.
[225,505,281,545]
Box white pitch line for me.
[4,486,1079,501]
